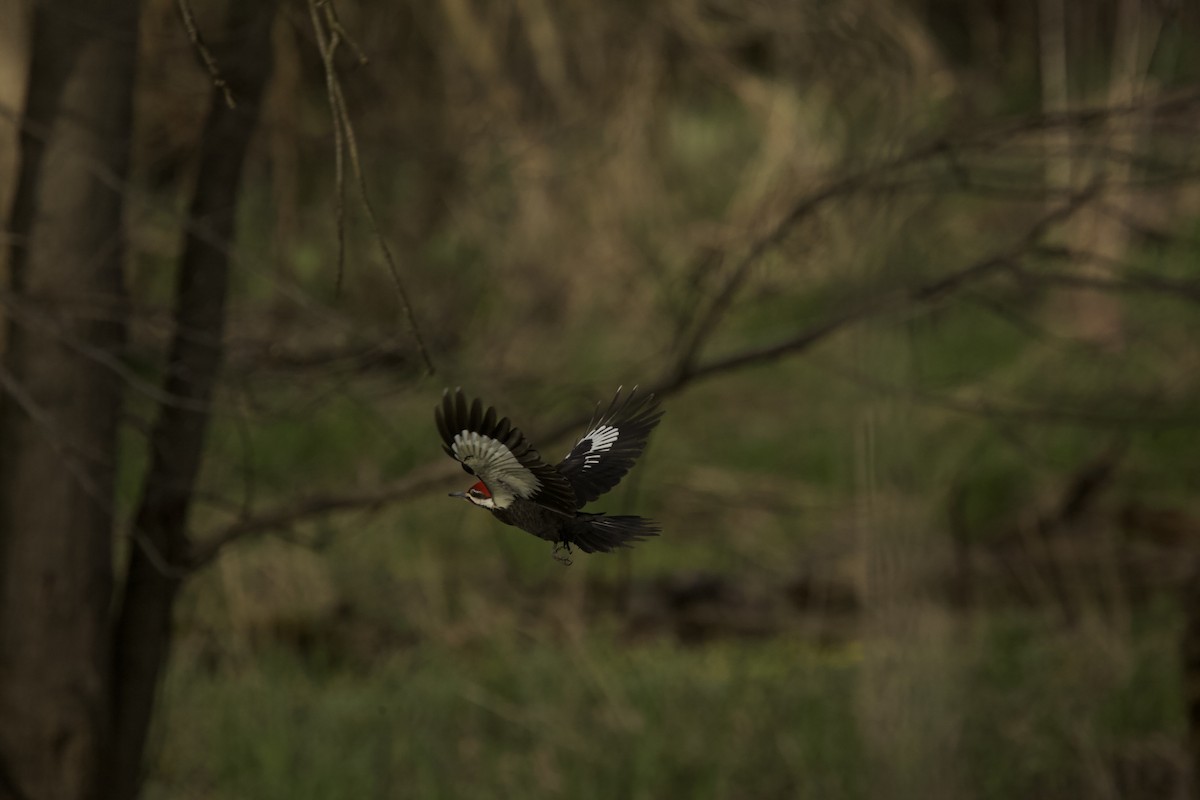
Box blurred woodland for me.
[3,0,1200,798]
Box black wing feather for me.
[556,386,664,507]
[435,388,577,514]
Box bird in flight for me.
[435,387,664,563]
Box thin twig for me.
[812,354,1192,431]
[1020,263,1200,305]
[308,0,436,374]
[175,0,236,109]
[331,74,436,374]
[309,0,347,292]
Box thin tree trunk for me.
[106,3,277,798]
[0,2,139,798]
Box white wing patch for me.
[579,425,620,471]
[452,431,541,498]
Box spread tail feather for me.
[568,514,660,554]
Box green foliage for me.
[963,609,1185,800]
[146,609,1184,800]
[148,636,862,800]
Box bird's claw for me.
[552,541,573,566]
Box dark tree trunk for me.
[1184,564,1200,797]
[106,4,278,798]
[0,2,139,798]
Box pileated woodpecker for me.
[436,387,664,563]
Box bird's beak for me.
[449,491,466,499]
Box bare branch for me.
[671,188,1096,390]
[813,354,1198,430]
[319,0,369,66]
[175,0,236,109]
[309,0,346,289]
[1019,262,1200,305]
[188,460,458,568]
[308,0,436,375]
[665,90,1191,379]
[673,138,956,377]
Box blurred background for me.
[5,0,1200,797]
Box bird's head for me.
[450,480,500,509]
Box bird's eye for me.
[468,489,483,498]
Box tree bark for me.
[106,3,278,798]
[1184,564,1200,796]
[0,2,139,799]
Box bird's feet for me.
[552,541,573,566]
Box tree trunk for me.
[106,4,278,798]
[0,0,30,246]
[0,2,139,798]
[1184,564,1200,797]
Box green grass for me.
[148,636,866,800]
[145,605,1185,800]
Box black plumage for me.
[557,387,664,507]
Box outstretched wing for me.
[556,386,664,507]
[435,388,577,514]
